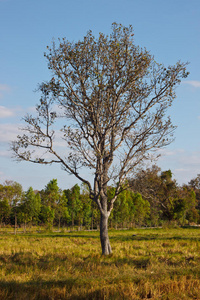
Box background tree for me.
[40,205,55,230]
[0,185,11,226]
[41,179,60,209]
[108,187,130,228]
[55,191,69,230]
[129,165,165,225]
[40,179,61,229]
[33,192,42,224]
[129,165,199,225]
[63,184,82,228]
[176,187,198,225]
[90,200,100,230]
[159,169,179,222]
[12,23,188,254]
[18,187,33,232]
[2,181,23,234]
[79,184,92,229]
[131,193,150,226]
[188,174,200,211]
[108,188,149,228]
[18,187,41,231]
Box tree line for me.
[0,165,199,232]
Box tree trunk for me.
[91,212,93,230]
[58,217,60,231]
[72,214,74,226]
[14,211,17,235]
[24,221,26,233]
[100,212,112,255]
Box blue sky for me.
[0,0,200,191]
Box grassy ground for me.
[0,227,200,299]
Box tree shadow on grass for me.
[111,234,200,242]
[20,233,99,239]
[0,279,77,300]
[101,256,150,269]
[0,252,73,268]
[29,231,200,243]
[0,279,122,300]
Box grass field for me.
[0,227,200,299]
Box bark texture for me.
[100,212,112,255]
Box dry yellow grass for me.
[0,227,200,299]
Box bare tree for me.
[12,23,189,254]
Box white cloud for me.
[0,106,15,118]
[183,81,200,88]
[0,121,67,145]
[157,148,185,157]
[0,123,21,143]
[0,84,10,91]
[157,149,200,184]
[174,168,187,173]
[180,153,200,166]
[159,149,200,168]
[0,105,26,119]
[27,106,37,113]
[0,84,11,99]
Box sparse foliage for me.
[12,24,189,254]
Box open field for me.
[0,228,200,299]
